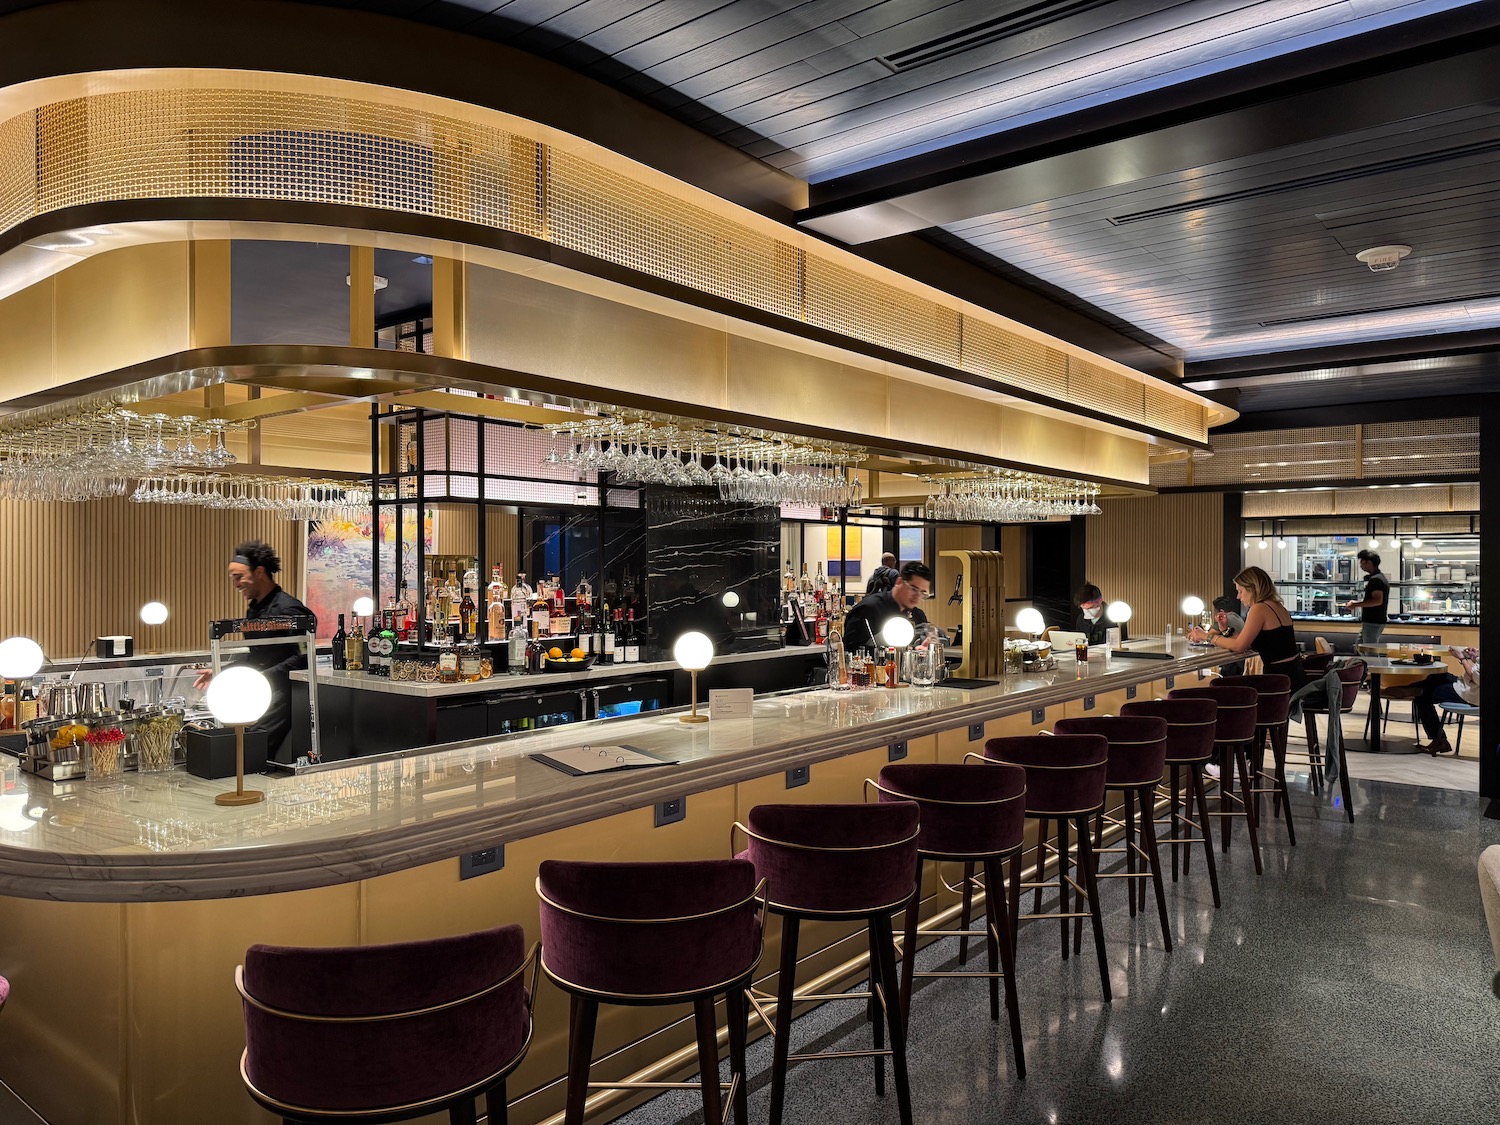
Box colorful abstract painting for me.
[305,508,430,640]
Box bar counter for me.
[0,640,1221,1125]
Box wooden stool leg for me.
[1075,814,1111,1003]
[1123,791,1138,916]
[727,983,750,1125]
[1337,725,1355,823]
[1236,742,1264,875]
[693,994,724,1125]
[1274,723,1296,846]
[984,855,1026,1080]
[872,911,915,1125]
[484,1080,508,1125]
[564,995,599,1125]
[900,857,922,1024]
[1169,764,1182,883]
[1218,743,1234,855]
[768,916,800,1125]
[980,861,1000,1023]
[449,1096,478,1125]
[1056,815,1071,962]
[1139,784,1172,951]
[866,921,885,1097]
[1191,764,1222,908]
[1033,818,1049,916]
[958,860,975,965]
[1008,849,1023,963]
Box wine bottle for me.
[331,614,347,671]
[345,620,365,672]
[623,609,640,663]
[602,604,617,664]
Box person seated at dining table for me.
[1074,582,1110,646]
[1413,646,1479,756]
[1188,566,1306,692]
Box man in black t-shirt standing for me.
[1346,549,1389,646]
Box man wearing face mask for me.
[1075,583,1110,646]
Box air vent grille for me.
[880,1,1116,73]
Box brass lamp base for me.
[215,789,265,806]
[679,714,709,724]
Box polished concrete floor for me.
[617,760,1500,1125]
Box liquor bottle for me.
[460,585,477,641]
[814,603,827,644]
[612,607,625,663]
[784,564,795,593]
[800,564,811,596]
[531,591,550,639]
[436,580,453,638]
[509,572,531,624]
[602,604,617,664]
[462,563,479,615]
[375,618,396,677]
[345,620,365,672]
[508,619,527,674]
[487,567,506,643]
[552,577,565,615]
[396,582,412,642]
[577,600,594,655]
[437,646,459,684]
[446,569,462,626]
[815,562,827,595]
[17,680,39,727]
[458,641,482,683]
[623,609,640,663]
[331,614,348,671]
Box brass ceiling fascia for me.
[387,390,593,428]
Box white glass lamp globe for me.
[673,631,714,671]
[1411,537,1423,549]
[352,596,375,618]
[139,601,169,626]
[0,637,45,679]
[1106,601,1133,624]
[205,666,272,726]
[1181,596,1205,617]
[882,617,915,648]
[1015,608,1045,635]
[721,591,740,608]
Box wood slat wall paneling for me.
[1085,493,1224,642]
[0,498,303,659]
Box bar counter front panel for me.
[0,644,1221,1125]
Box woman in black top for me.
[1188,566,1305,691]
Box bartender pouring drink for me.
[843,561,932,651]
[196,540,314,761]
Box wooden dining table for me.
[1351,650,1451,753]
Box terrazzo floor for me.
[613,754,1500,1124]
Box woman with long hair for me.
[1188,566,1306,691]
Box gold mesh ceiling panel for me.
[0,83,1210,445]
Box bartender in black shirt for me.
[199,540,315,760]
[843,561,932,651]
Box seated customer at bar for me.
[843,561,932,651]
[1074,582,1109,646]
[1414,646,1479,756]
[1210,595,1246,676]
[1188,566,1305,691]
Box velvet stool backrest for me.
[242,924,529,1114]
[1168,685,1259,743]
[1052,715,1168,788]
[1217,674,1293,725]
[1120,698,1218,765]
[538,858,761,999]
[744,802,920,915]
[981,733,1108,817]
[876,760,1026,859]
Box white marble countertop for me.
[0,640,1219,902]
[292,644,819,696]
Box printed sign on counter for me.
[710,688,754,720]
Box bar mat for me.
[940,678,1000,689]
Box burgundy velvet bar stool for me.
[1052,715,1172,951]
[236,925,537,1125]
[1218,673,1297,847]
[1120,697,1222,908]
[537,858,763,1125]
[737,801,920,1125]
[983,733,1112,1002]
[868,760,1028,1078]
[1168,684,1263,876]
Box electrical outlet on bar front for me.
[888,741,908,761]
[460,845,505,880]
[654,797,687,827]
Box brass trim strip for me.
[862,777,1024,807]
[234,941,540,1025]
[540,963,760,1004]
[534,878,766,925]
[731,821,921,854]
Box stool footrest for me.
[788,1047,893,1063]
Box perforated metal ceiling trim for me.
[0,84,1210,444]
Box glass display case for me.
[1242,533,1480,625]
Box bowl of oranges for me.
[544,647,595,673]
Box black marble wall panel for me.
[643,489,781,657]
